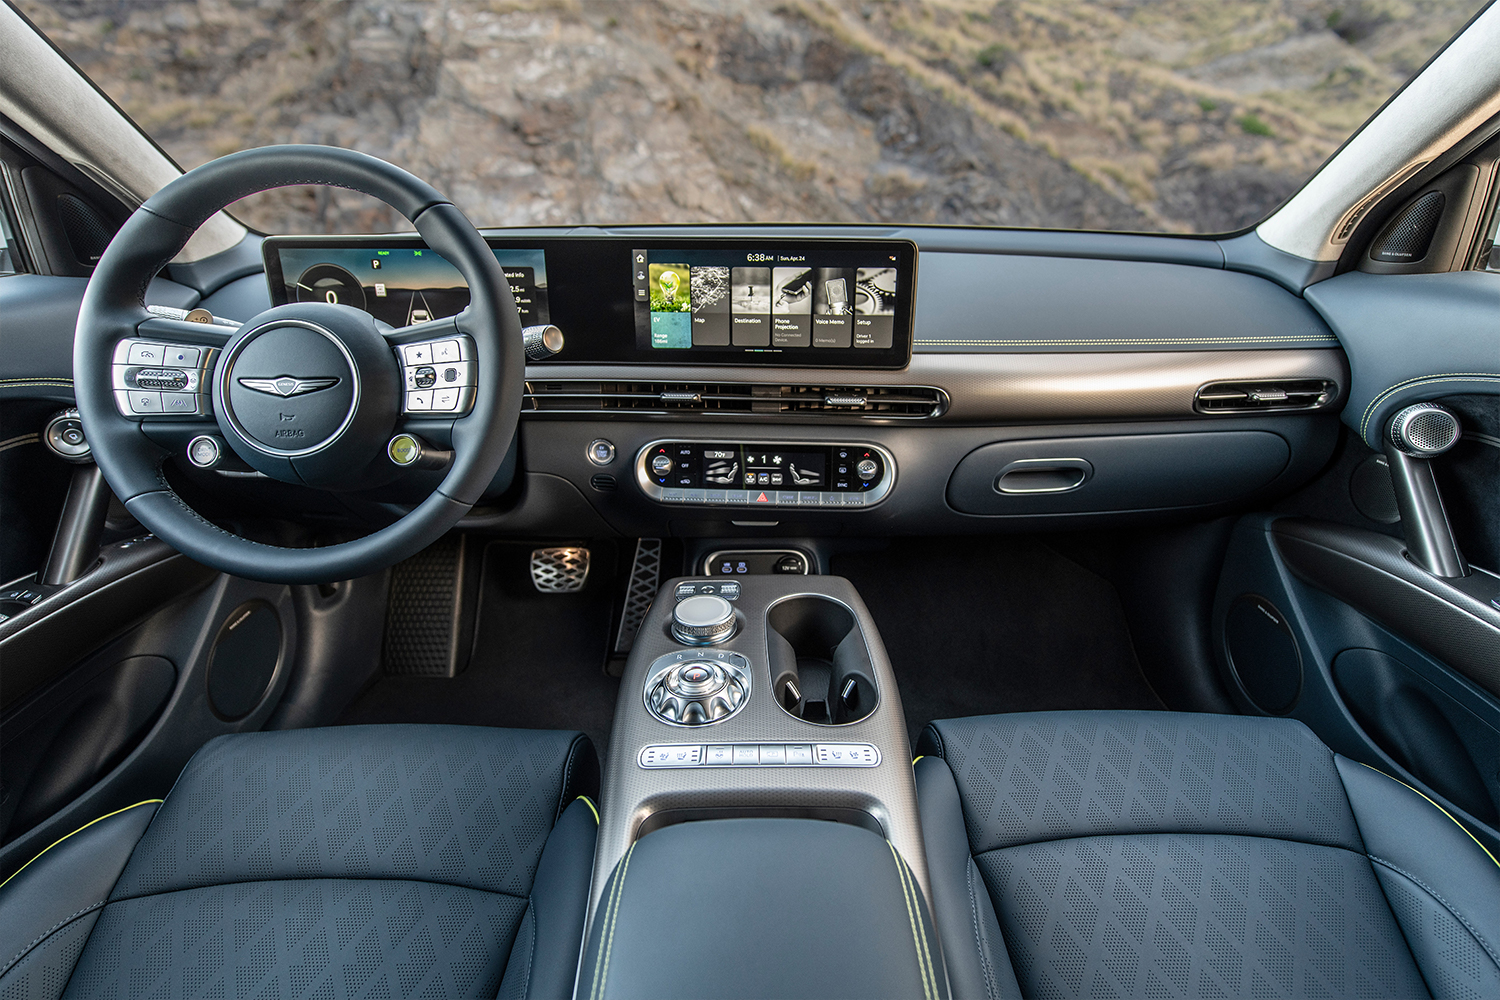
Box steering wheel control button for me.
[396,337,476,415]
[672,594,736,645]
[187,435,224,468]
[118,390,163,413]
[126,342,167,365]
[161,392,198,414]
[643,650,752,727]
[163,345,201,367]
[637,742,880,769]
[387,433,452,471]
[587,439,616,466]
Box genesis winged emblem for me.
[238,375,340,398]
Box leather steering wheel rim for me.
[74,145,524,585]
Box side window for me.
[1480,191,1498,271]
[0,199,18,275]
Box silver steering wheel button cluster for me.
[396,336,476,414]
[112,339,216,416]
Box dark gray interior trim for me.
[911,252,1337,353]
[1272,518,1500,699]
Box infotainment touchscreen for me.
[264,235,915,369]
[630,246,905,355]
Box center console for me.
[587,573,930,927]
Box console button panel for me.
[636,441,894,508]
[639,742,880,768]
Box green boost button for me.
[388,433,420,466]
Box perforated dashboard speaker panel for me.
[207,601,281,719]
[1224,594,1303,715]
[1370,191,1445,263]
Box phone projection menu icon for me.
[771,267,812,347]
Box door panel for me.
[1213,513,1500,856]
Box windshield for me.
[21,0,1485,236]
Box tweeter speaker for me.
[207,601,282,719]
[1224,594,1302,715]
[1370,190,1444,264]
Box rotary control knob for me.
[650,453,674,477]
[644,656,751,726]
[856,458,878,481]
[672,594,736,645]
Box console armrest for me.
[577,818,948,1000]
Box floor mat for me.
[832,537,1164,744]
[338,540,621,755]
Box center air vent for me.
[523,381,947,419]
[1195,379,1337,414]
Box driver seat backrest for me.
[0,724,599,1000]
[915,710,1500,1000]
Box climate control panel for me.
[635,440,894,508]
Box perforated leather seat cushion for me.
[915,711,1500,1000]
[0,724,599,1000]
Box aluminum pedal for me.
[530,547,591,593]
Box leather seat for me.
[914,711,1500,1000]
[0,724,599,999]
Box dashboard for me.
[145,225,1352,535]
[263,236,917,369]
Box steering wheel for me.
[73,145,523,584]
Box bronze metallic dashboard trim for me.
[525,349,1348,423]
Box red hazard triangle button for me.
[756,492,769,502]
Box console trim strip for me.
[634,439,898,509]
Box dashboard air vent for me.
[524,381,947,419]
[1195,379,1337,414]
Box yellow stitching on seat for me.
[0,800,163,892]
[912,756,925,765]
[888,840,937,1000]
[594,842,637,1000]
[1356,761,1500,869]
[589,849,627,1000]
[576,795,600,825]
[900,850,940,999]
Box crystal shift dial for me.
[643,650,752,726]
[672,594,736,645]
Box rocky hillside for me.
[19,0,1483,234]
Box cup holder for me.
[767,596,878,725]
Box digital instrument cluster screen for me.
[264,240,549,328]
[631,245,908,358]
